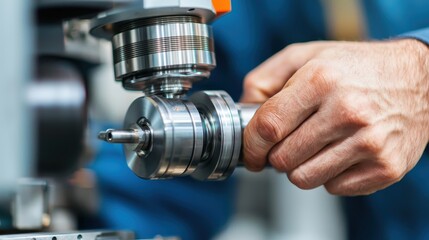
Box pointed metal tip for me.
[98,129,113,142]
[97,131,107,141]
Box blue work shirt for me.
[90,1,429,239]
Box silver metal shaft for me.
[237,103,259,130]
[98,129,141,144]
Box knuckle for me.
[243,71,259,90]
[268,150,293,172]
[379,161,404,182]
[288,170,315,190]
[242,146,264,172]
[243,129,266,168]
[283,43,303,56]
[336,96,371,128]
[308,60,332,84]
[254,109,284,143]
[242,135,257,159]
[356,134,383,155]
[304,60,336,94]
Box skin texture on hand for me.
[241,40,429,196]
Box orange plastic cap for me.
[212,0,231,16]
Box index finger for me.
[242,64,325,171]
[240,41,332,103]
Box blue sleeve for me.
[400,27,429,45]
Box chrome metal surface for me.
[236,103,260,167]
[36,0,129,9]
[237,103,260,130]
[111,16,215,95]
[98,91,261,180]
[112,16,204,40]
[90,1,244,180]
[89,1,218,96]
[123,96,203,179]
[90,0,217,39]
[190,91,242,180]
[98,129,144,143]
[135,78,193,98]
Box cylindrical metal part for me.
[237,103,260,130]
[189,91,242,180]
[123,95,204,179]
[98,91,261,180]
[236,104,260,167]
[111,16,216,96]
[98,129,145,144]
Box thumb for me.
[240,41,330,103]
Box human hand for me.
[242,40,429,196]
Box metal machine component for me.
[29,59,87,175]
[111,15,215,96]
[90,0,220,97]
[189,91,243,180]
[98,91,259,180]
[91,0,258,180]
[12,179,49,230]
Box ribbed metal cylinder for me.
[99,91,261,180]
[111,16,216,97]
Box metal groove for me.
[109,15,215,91]
[114,15,201,34]
[112,22,212,48]
[113,36,214,63]
[114,50,215,77]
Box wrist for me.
[407,39,429,143]
[394,39,429,142]
[401,38,429,70]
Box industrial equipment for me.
[1,0,254,237]
[94,0,260,180]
